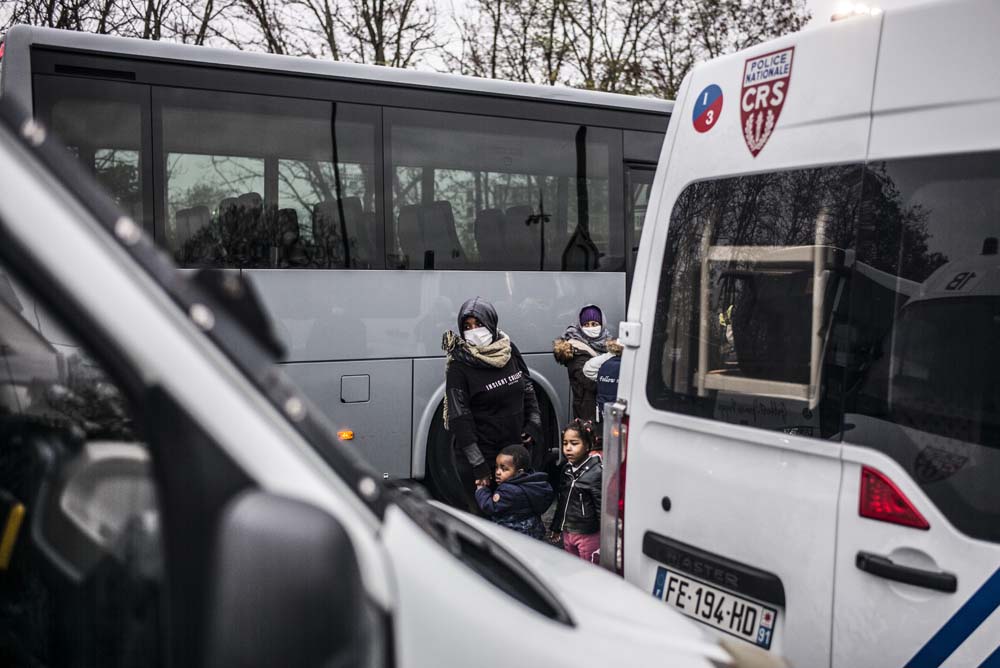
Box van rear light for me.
[0,42,5,61]
[859,466,929,530]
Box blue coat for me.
[475,470,554,539]
[595,355,621,418]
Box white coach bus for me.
[0,25,670,503]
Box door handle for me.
[856,551,957,593]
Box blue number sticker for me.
[693,84,724,133]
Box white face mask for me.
[582,325,602,339]
[464,327,493,347]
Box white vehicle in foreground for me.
[603,1,1000,667]
[0,99,731,666]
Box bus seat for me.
[397,204,424,269]
[424,201,465,268]
[218,197,238,217]
[505,205,541,270]
[475,208,506,267]
[276,208,311,267]
[176,206,210,242]
[237,191,262,212]
[339,197,369,267]
[238,192,264,239]
[218,197,240,239]
[312,200,348,268]
[358,211,376,267]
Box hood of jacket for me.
[552,338,576,363]
[458,296,499,342]
[504,470,555,515]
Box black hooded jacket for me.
[446,298,543,478]
[551,453,602,535]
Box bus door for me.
[624,163,654,299]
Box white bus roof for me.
[2,25,673,116]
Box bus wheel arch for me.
[418,372,560,506]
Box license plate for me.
[652,566,777,650]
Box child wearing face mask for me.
[475,444,554,539]
[552,304,612,421]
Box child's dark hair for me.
[499,444,531,471]
[563,419,598,451]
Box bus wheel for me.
[424,385,559,507]
[424,404,468,509]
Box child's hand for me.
[475,477,491,489]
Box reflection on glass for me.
[160,90,377,269]
[647,154,1000,542]
[50,98,143,222]
[389,110,614,271]
[848,154,1000,542]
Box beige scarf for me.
[441,330,512,429]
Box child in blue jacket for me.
[475,444,554,540]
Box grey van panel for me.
[281,358,412,479]
[245,269,625,361]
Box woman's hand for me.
[521,431,534,448]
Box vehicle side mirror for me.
[206,491,368,668]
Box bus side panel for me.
[281,358,412,479]
[244,269,625,360]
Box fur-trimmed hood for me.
[553,335,618,365]
[553,338,575,363]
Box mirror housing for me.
[206,491,369,668]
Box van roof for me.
[3,24,673,116]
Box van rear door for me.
[832,3,1000,666]
[624,17,882,667]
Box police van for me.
[0,102,738,665]
[601,0,1000,666]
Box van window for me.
[646,165,863,438]
[0,263,161,665]
[647,155,1000,542]
[848,153,1000,543]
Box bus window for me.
[157,88,378,269]
[37,77,146,224]
[386,109,616,271]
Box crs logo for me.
[740,47,794,157]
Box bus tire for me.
[424,404,469,509]
[425,382,558,508]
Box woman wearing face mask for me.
[442,297,543,496]
[553,304,612,422]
